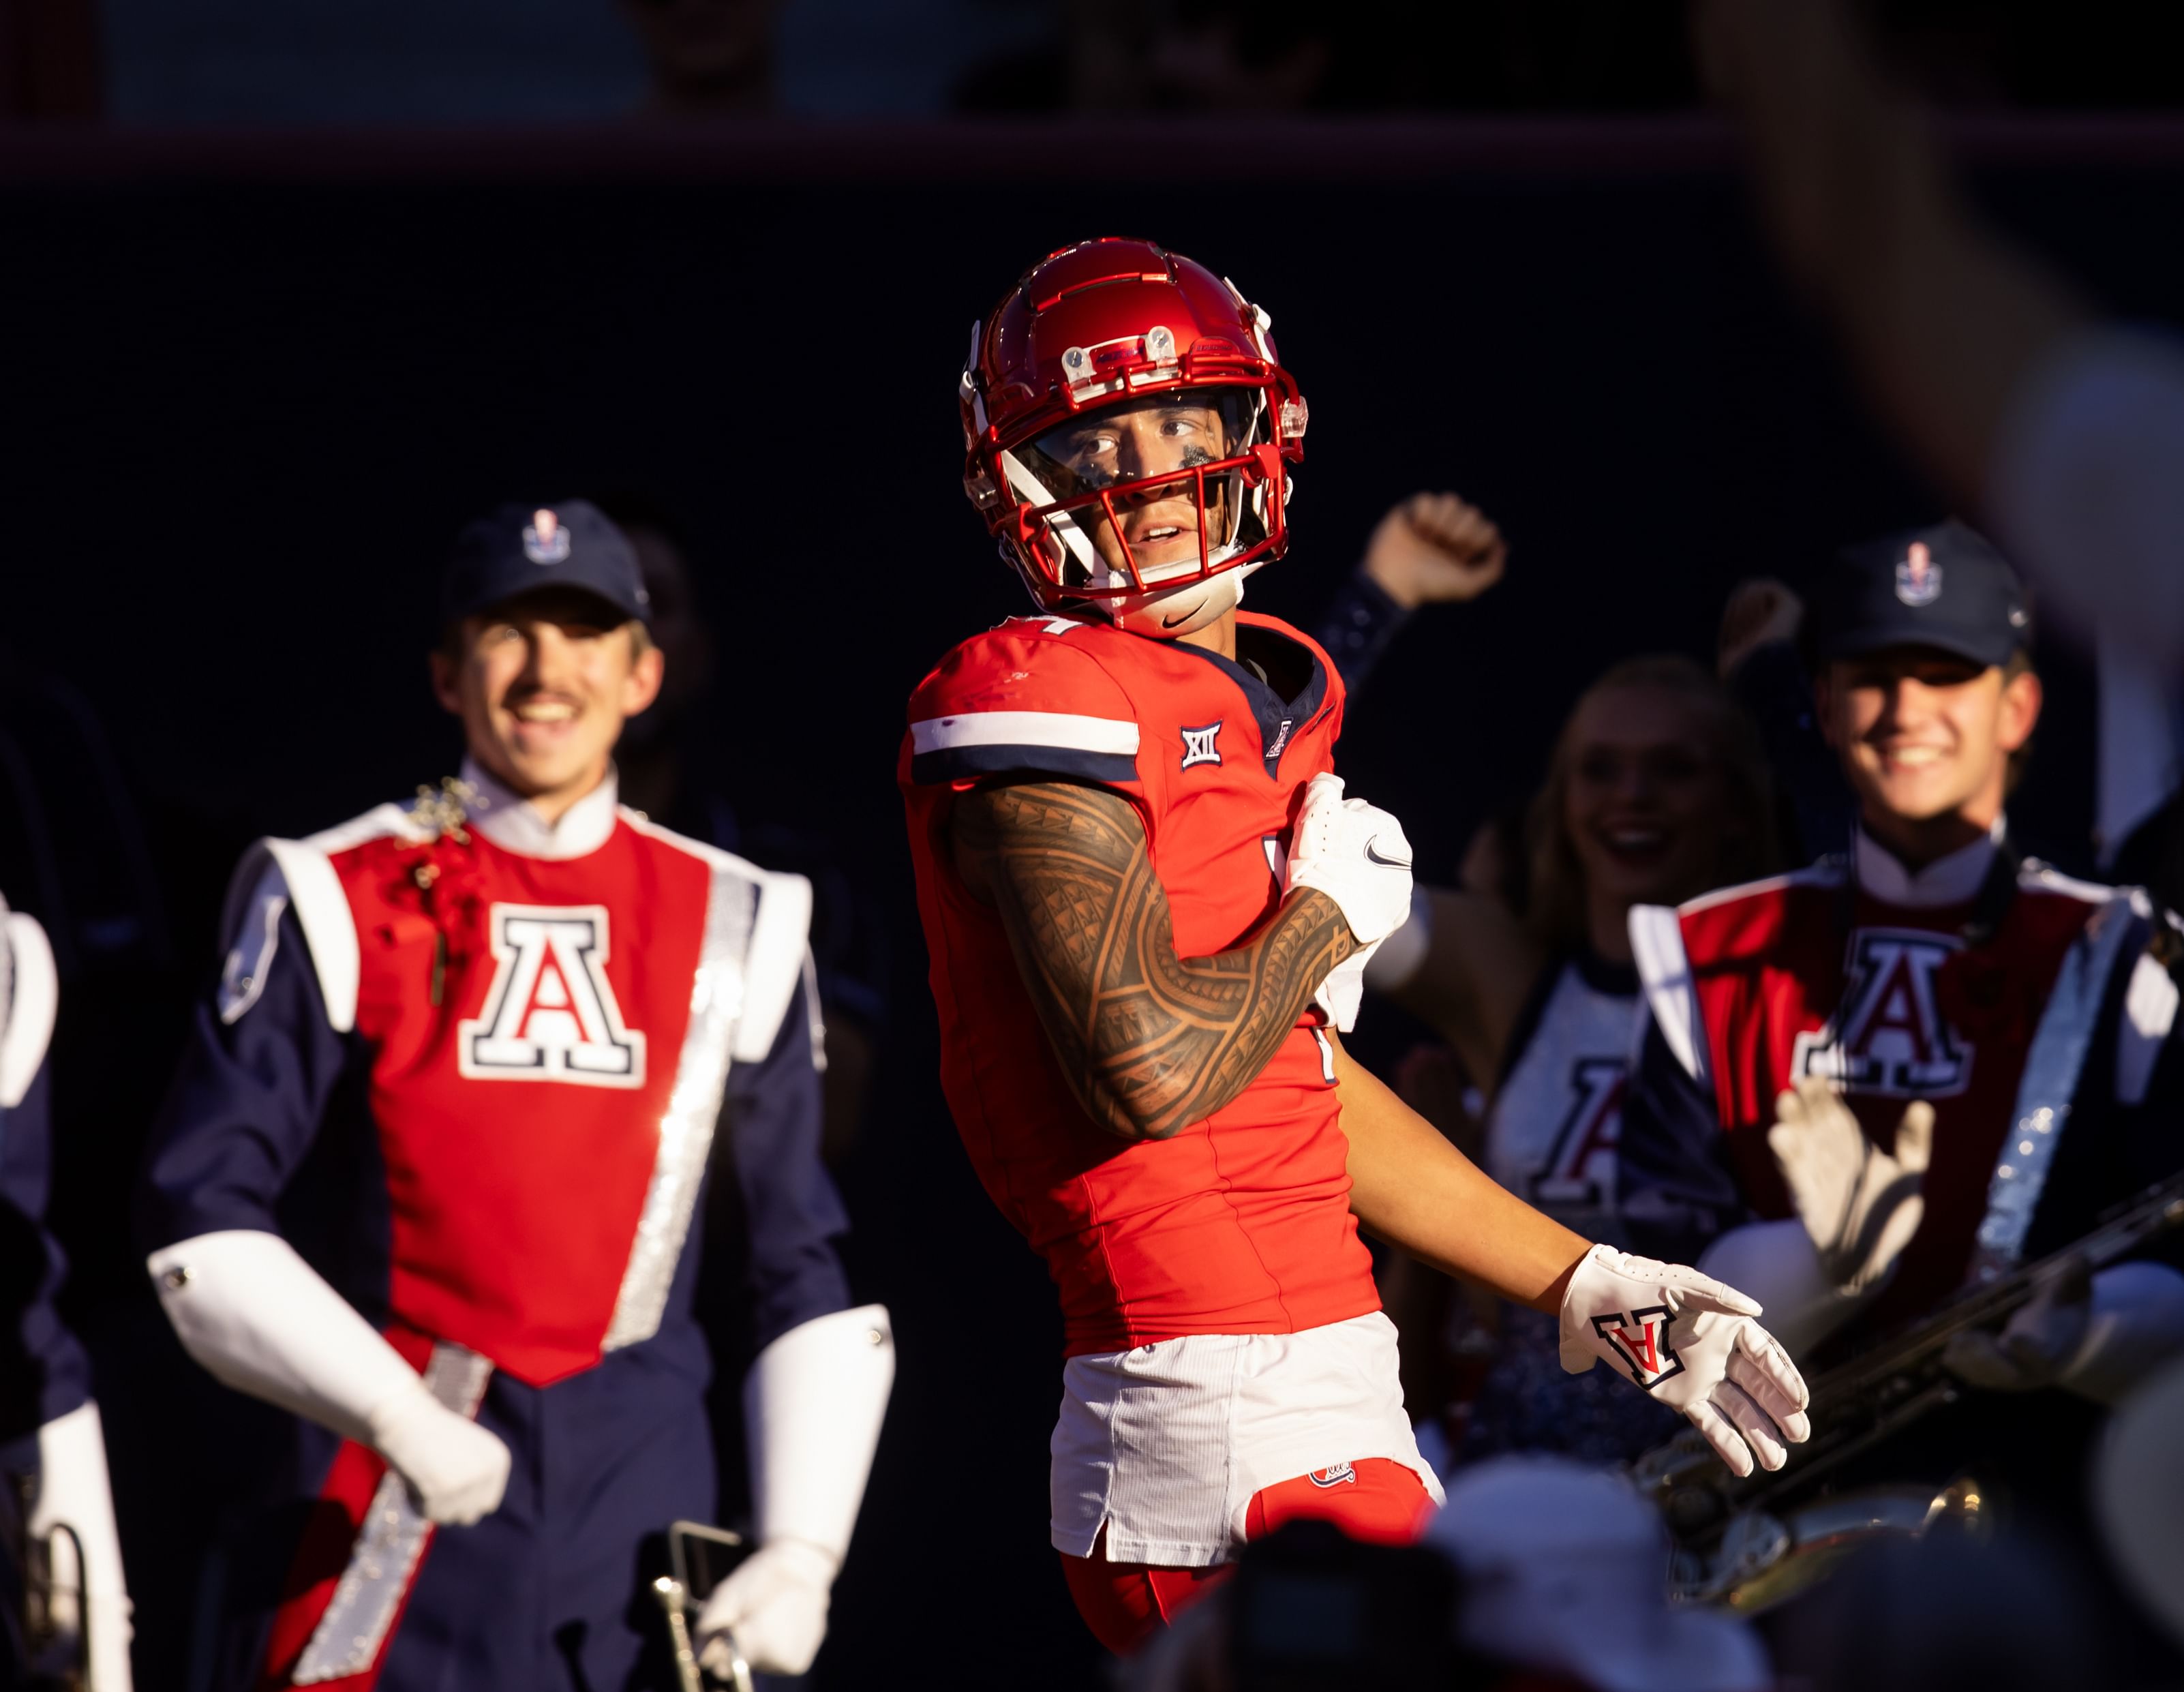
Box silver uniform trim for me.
[292,1343,493,1685]
[601,865,754,1352]
[1969,895,2148,1282]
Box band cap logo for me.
[1895,539,1942,607]
[524,508,571,565]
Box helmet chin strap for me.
[1110,562,1262,639]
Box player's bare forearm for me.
[952,779,1358,1143]
[1330,1031,1590,1312]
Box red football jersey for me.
[1642,849,2108,1323]
[899,609,1381,1357]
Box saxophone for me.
[1628,1168,2184,1611]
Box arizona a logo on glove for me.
[1560,1244,1813,1477]
[1590,1304,1684,1389]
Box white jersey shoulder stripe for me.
[910,710,1140,758]
[618,812,817,1063]
[1,912,59,1111]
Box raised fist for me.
[1362,491,1507,609]
[1717,577,1806,680]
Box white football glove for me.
[367,1385,512,1526]
[697,1539,836,1678]
[1768,1078,1935,1296]
[1560,1243,1812,1478]
[1285,774,1414,1030]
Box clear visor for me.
[1002,389,1270,595]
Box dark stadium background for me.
[3,124,2181,1686]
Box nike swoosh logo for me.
[1364,841,1412,869]
[1162,608,1196,628]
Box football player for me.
[138,503,891,1689]
[1620,523,2184,1430]
[3,889,132,1689]
[899,238,1811,1654]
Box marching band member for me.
[1620,522,2184,1430]
[3,888,132,1689]
[139,502,890,1689]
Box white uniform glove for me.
[1284,774,1414,1031]
[30,1401,134,1692]
[1942,1256,2184,1405]
[695,1305,894,1678]
[1560,1243,1813,1477]
[149,1229,509,1526]
[697,1538,836,1680]
[365,1383,512,1527]
[1768,1078,1935,1296]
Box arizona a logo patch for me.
[1180,721,1223,770]
[1792,928,1971,1098]
[1591,1305,1684,1391]
[459,903,646,1086]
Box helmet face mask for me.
[960,239,1305,638]
[1008,389,1268,596]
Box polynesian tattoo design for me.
[953,779,1356,1141]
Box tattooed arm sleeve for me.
[952,779,1359,1143]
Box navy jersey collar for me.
[1172,624,1330,777]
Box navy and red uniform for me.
[1620,828,2184,1327]
[3,901,95,1675]
[138,767,849,1691]
[899,609,1439,1654]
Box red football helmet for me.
[960,238,1307,637]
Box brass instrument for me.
[10,1494,91,1691]
[652,1521,755,1692]
[1630,1168,2184,1611]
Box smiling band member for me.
[900,237,1812,1656]
[138,502,890,1690]
[1367,652,1784,1464]
[1618,521,2184,1496]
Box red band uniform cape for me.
[138,766,884,1691]
[1617,824,2184,1492]
[3,892,134,1689]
